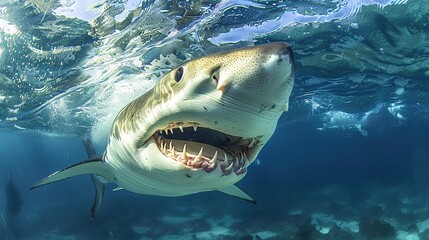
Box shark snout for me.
[261,42,294,67]
[218,42,295,112]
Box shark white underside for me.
[31,42,295,217]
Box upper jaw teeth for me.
[159,122,200,134]
[157,125,258,149]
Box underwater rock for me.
[322,223,356,240]
[420,229,429,239]
[406,223,419,234]
[296,215,320,240]
[275,214,320,239]
[218,232,254,240]
[240,234,253,240]
[359,218,396,239]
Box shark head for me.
[109,42,295,194]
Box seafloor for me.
[3,179,429,240]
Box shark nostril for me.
[212,73,219,83]
[210,65,221,85]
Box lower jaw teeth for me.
[157,139,248,175]
[223,161,233,171]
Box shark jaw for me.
[153,122,256,175]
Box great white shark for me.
[31,42,295,217]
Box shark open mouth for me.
[152,122,258,175]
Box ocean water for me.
[1,0,429,239]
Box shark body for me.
[31,42,295,216]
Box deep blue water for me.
[1,0,429,239]
[1,115,429,239]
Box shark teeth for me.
[248,138,256,148]
[163,142,167,153]
[158,122,201,134]
[157,122,258,150]
[233,156,240,168]
[156,138,249,176]
[182,144,188,160]
[172,146,177,158]
[224,160,233,171]
[210,151,217,164]
[234,153,247,174]
[195,147,203,163]
[222,153,229,167]
[154,122,254,176]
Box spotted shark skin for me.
[31,42,295,215]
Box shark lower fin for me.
[90,174,105,219]
[30,158,114,190]
[218,185,256,204]
[82,138,106,219]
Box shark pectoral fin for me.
[90,174,105,219]
[218,185,257,204]
[30,158,115,190]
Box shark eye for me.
[175,67,184,82]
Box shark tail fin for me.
[218,184,256,204]
[29,157,114,190]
